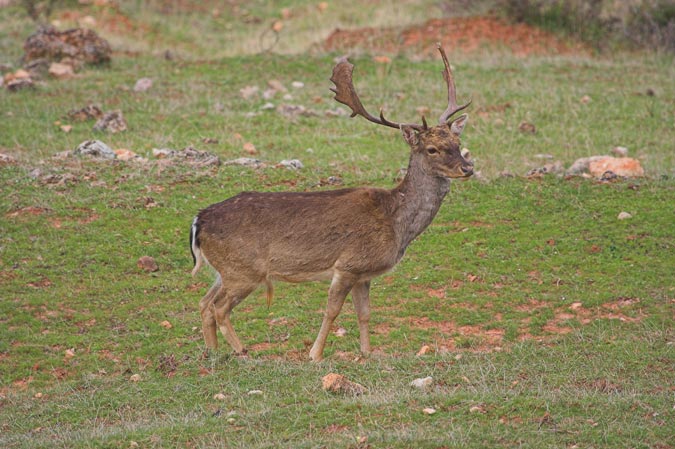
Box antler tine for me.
[331,57,423,131]
[437,43,471,124]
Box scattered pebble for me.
[129,374,141,382]
[213,393,226,401]
[411,376,434,389]
[416,345,432,356]
[617,211,632,220]
[422,407,436,415]
[93,110,127,133]
[611,146,629,157]
[74,140,116,159]
[518,121,536,134]
[322,373,367,396]
[48,62,74,79]
[247,390,263,396]
[278,159,303,170]
[133,77,153,92]
[334,327,347,337]
[137,256,159,272]
[223,157,264,168]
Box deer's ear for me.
[400,125,419,146]
[449,113,468,136]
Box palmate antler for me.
[330,44,470,131]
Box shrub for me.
[501,0,675,52]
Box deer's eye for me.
[426,147,439,155]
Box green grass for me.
[1,2,674,448]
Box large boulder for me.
[23,26,111,68]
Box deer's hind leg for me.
[210,278,257,355]
[199,274,222,349]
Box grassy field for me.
[1,1,674,448]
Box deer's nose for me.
[460,163,474,177]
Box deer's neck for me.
[391,158,450,257]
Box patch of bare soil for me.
[323,16,587,57]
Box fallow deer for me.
[190,44,473,361]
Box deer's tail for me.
[190,216,203,277]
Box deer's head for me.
[331,44,473,180]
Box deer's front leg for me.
[351,280,371,356]
[309,272,354,362]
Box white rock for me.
[133,77,153,92]
[411,376,434,389]
[291,81,304,88]
[223,157,263,168]
[240,85,259,99]
[278,159,303,170]
[422,407,436,415]
[74,140,116,159]
[611,146,629,157]
[247,390,263,395]
[618,211,632,220]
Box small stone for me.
[416,345,432,356]
[422,407,436,415]
[74,140,116,159]
[64,348,75,358]
[0,153,17,166]
[322,373,367,396]
[93,110,127,133]
[6,78,34,92]
[129,374,141,382]
[240,85,259,99]
[223,157,263,168]
[48,62,74,79]
[247,390,263,395]
[291,81,304,88]
[114,149,138,161]
[469,405,486,414]
[160,320,172,329]
[213,393,226,401]
[611,146,628,157]
[262,88,277,100]
[617,211,632,220]
[68,104,103,121]
[60,125,72,133]
[14,69,32,79]
[267,79,287,93]
[261,102,276,110]
[580,95,591,104]
[278,159,303,170]
[411,376,434,389]
[152,148,175,159]
[518,121,536,134]
[133,77,153,92]
[137,256,159,272]
[334,327,347,337]
[243,142,257,155]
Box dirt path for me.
[323,16,587,57]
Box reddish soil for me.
[323,16,586,57]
